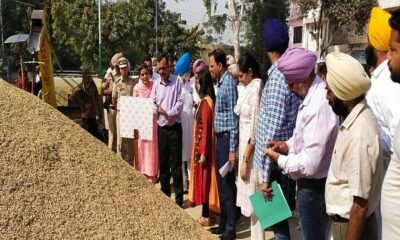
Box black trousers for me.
[215,133,237,232]
[82,118,99,139]
[158,123,183,206]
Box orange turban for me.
[368,7,391,51]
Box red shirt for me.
[15,78,32,93]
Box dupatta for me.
[188,96,220,213]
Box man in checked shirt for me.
[208,49,239,240]
[252,19,300,240]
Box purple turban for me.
[277,47,317,83]
[192,58,206,73]
[262,18,289,52]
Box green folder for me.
[249,181,292,229]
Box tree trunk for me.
[227,0,245,61]
[232,21,240,61]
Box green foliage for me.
[243,0,290,72]
[295,0,377,56]
[203,14,227,42]
[296,0,377,35]
[3,0,205,73]
[51,0,155,68]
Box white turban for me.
[326,52,371,101]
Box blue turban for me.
[175,52,191,76]
[262,18,289,52]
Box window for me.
[293,26,303,44]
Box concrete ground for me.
[155,183,302,239]
[183,202,302,240]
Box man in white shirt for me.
[366,7,400,170]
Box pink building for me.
[288,0,400,61]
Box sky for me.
[163,0,233,44]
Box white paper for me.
[120,96,153,140]
[219,161,233,177]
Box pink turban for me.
[192,58,206,73]
[277,47,317,83]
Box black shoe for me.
[219,231,236,240]
[209,226,225,235]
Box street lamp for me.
[155,0,158,56]
[98,0,102,78]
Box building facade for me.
[288,0,400,62]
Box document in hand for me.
[249,181,292,229]
[218,160,233,177]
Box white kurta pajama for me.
[382,123,400,238]
[180,79,194,191]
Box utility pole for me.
[0,0,5,73]
[155,0,158,56]
[98,0,102,78]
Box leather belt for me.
[330,214,349,223]
[216,132,229,138]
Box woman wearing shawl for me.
[188,70,220,226]
[69,66,101,139]
[133,65,159,182]
[234,53,264,239]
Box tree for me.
[3,0,205,74]
[51,0,155,68]
[204,0,246,60]
[243,0,290,71]
[203,14,227,43]
[294,0,377,57]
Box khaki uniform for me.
[112,76,135,164]
[104,69,119,152]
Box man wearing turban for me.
[264,47,339,239]
[175,52,194,193]
[366,7,400,172]
[381,11,400,238]
[366,8,400,238]
[253,18,300,239]
[324,51,383,240]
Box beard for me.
[293,83,308,100]
[365,45,377,69]
[329,97,348,118]
[389,64,400,84]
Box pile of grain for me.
[0,80,216,239]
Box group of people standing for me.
[67,6,400,240]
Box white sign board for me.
[120,96,153,140]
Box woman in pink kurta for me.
[133,65,159,182]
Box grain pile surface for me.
[0,80,216,240]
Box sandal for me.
[197,216,211,227]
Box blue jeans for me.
[297,178,330,240]
[270,170,292,240]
